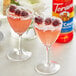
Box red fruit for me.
[35,16,43,25]
[15,9,21,16]
[9,5,16,13]
[52,19,61,26]
[21,11,28,17]
[45,18,52,25]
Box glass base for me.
[35,62,60,75]
[7,48,32,61]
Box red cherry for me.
[45,18,52,25]
[9,5,16,13]
[35,16,43,25]
[21,11,29,17]
[52,19,61,26]
[15,9,21,16]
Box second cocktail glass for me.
[34,16,62,74]
[7,4,33,61]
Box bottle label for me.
[53,0,74,33]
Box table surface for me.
[0,18,76,76]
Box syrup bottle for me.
[53,0,74,43]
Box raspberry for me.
[21,11,28,17]
[35,16,43,25]
[9,5,16,13]
[52,19,61,26]
[45,18,52,25]
[15,9,21,16]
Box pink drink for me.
[34,16,62,74]
[34,16,62,46]
[6,4,33,61]
[8,15,32,35]
[7,5,33,35]
[35,28,60,46]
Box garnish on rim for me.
[35,16,43,25]
[15,9,21,16]
[9,5,16,13]
[21,11,29,17]
[52,19,61,26]
[45,18,52,25]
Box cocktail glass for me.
[7,4,33,61]
[34,16,62,74]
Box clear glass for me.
[7,5,33,61]
[34,16,62,75]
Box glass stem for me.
[45,46,51,66]
[18,35,22,55]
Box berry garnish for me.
[21,11,29,17]
[15,9,21,16]
[9,5,16,13]
[45,18,52,25]
[35,16,43,25]
[52,19,61,26]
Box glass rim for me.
[6,4,34,20]
[33,16,63,32]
